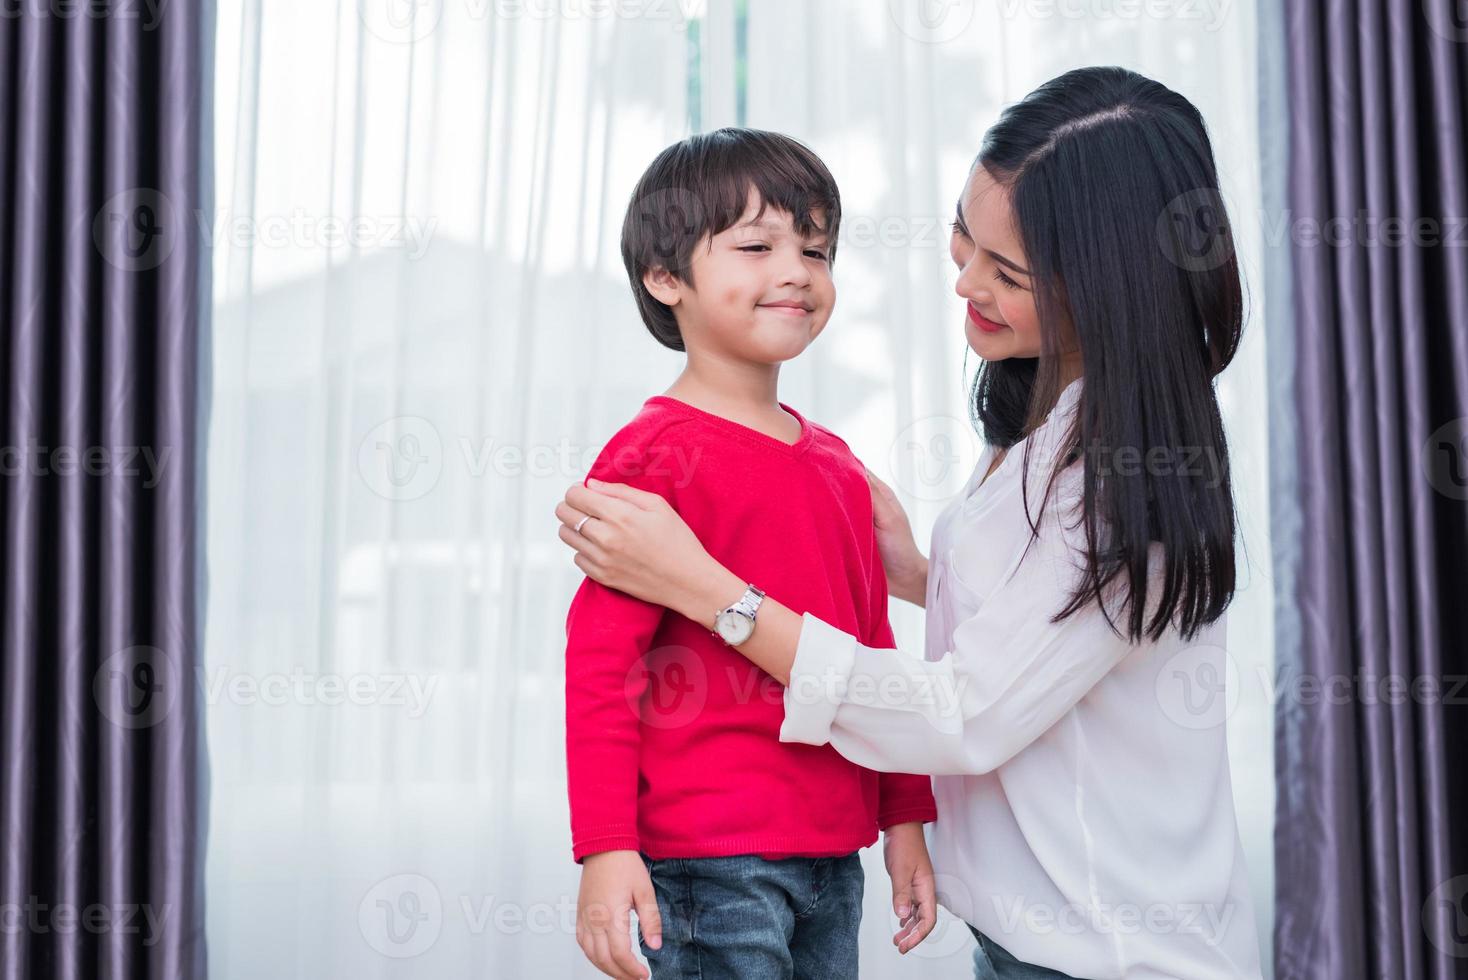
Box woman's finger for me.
[565,482,629,521]
[574,551,610,586]
[556,504,603,545]
[866,469,904,521]
[558,523,606,561]
[585,478,665,510]
[865,466,896,496]
[554,500,586,529]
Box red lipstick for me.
[967,302,1008,334]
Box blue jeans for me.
[969,924,1085,979]
[637,852,864,979]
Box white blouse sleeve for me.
[779,498,1151,776]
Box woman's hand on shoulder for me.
[865,468,928,608]
[556,479,719,622]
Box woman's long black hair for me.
[973,66,1244,644]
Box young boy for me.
[565,128,937,980]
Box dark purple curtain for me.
[1273,1,1468,978]
[0,2,212,979]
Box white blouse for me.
[779,377,1263,979]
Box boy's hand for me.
[576,850,663,979]
[882,821,938,954]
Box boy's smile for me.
[757,297,816,316]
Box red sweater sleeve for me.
[564,428,680,862]
[867,524,939,830]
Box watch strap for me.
[733,584,765,618]
[712,584,765,636]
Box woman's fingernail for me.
[587,478,602,486]
[898,904,910,917]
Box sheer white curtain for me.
[206,2,1272,978]
[207,2,693,976]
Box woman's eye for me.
[993,269,1022,291]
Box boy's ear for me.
[642,266,683,308]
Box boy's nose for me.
[779,250,813,286]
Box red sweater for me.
[565,395,937,863]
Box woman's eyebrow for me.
[955,200,1030,275]
[986,249,1030,276]
[952,200,970,237]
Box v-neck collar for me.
[646,395,815,455]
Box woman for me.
[556,66,1264,980]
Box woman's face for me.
[949,164,1052,362]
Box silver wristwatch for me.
[712,584,765,647]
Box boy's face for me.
[645,191,835,364]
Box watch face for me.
[716,610,753,645]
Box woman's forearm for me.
[670,547,930,685]
[671,556,804,686]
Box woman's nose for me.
[955,266,991,302]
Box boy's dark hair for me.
[620,128,842,351]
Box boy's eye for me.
[804,248,829,260]
[737,244,770,253]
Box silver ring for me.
[574,515,591,535]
